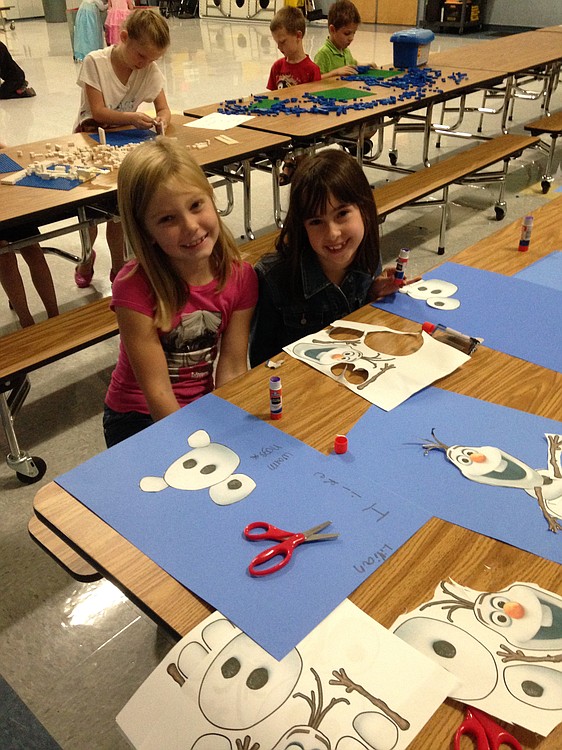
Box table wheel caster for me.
[8,454,47,484]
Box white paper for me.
[118,600,458,750]
[284,320,470,411]
[392,580,562,736]
[183,113,254,130]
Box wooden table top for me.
[430,30,562,74]
[183,66,505,141]
[0,115,289,229]
[537,25,562,34]
[34,196,562,749]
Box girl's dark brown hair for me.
[276,149,380,280]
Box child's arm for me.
[266,62,278,92]
[215,307,255,388]
[85,83,157,129]
[320,65,358,79]
[127,0,134,7]
[116,306,181,421]
[153,89,171,131]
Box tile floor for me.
[0,15,560,749]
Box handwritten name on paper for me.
[353,543,394,574]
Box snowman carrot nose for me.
[470,452,487,463]
[504,601,525,619]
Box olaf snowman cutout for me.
[422,431,562,532]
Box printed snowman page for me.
[392,580,562,736]
[284,320,469,411]
[117,600,458,750]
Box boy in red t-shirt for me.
[267,7,321,90]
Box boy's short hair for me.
[124,8,170,50]
[270,6,306,36]
[328,0,361,28]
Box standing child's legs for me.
[0,246,34,327]
[0,238,58,328]
[20,244,59,319]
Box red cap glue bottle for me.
[518,215,533,252]
[422,322,481,355]
[269,376,282,420]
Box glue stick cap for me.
[334,435,348,454]
[422,321,436,334]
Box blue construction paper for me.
[514,251,562,291]
[345,388,562,564]
[372,262,562,372]
[54,393,430,659]
[0,153,22,173]
[90,129,156,146]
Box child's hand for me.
[370,267,422,300]
[131,111,159,130]
[153,117,166,136]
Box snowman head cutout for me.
[139,429,256,505]
[399,278,460,310]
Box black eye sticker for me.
[221,657,241,679]
[246,668,269,690]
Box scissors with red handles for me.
[454,706,522,750]
[244,521,339,577]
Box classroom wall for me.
[485,0,562,28]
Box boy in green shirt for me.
[314,0,376,79]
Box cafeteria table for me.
[32,195,562,750]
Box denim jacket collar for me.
[300,249,374,300]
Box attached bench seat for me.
[238,134,540,260]
[374,133,539,254]
[1,296,117,484]
[524,111,562,193]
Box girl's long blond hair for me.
[117,138,241,331]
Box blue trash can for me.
[390,28,435,68]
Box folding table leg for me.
[540,133,558,193]
[0,378,46,483]
[241,158,255,241]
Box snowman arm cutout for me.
[534,486,562,533]
[356,362,396,390]
[547,434,562,478]
[497,644,562,664]
[329,668,410,731]
[292,667,350,729]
